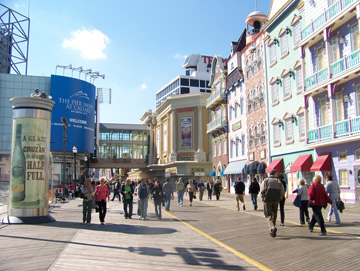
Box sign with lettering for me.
[50,75,95,152]
[9,118,48,209]
[232,121,242,131]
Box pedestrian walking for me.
[186,179,196,206]
[176,178,185,207]
[197,179,205,201]
[234,177,246,211]
[94,177,110,225]
[293,178,310,225]
[111,178,121,201]
[137,178,150,220]
[151,181,163,220]
[260,169,285,238]
[121,179,134,219]
[308,175,334,236]
[82,178,93,224]
[249,177,260,210]
[214,179,222,200]
[276,173,287,226]
[162,178,173,211]
[206,180,213,200]
[325,174,341,224]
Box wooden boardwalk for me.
[0,193,359,271]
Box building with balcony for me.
[206,55,229,190]
[264,0,314,198]
[155,54,212,109]
[223,31,247,193]
[243,9,268,184]
[299,0,360,203]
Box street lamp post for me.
[61,118,68,197]
[72,146,77,186]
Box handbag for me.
[337,200,345,213]
[293,195,301,208]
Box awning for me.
[248,161,260,175]
[266,158,284,173]
[310,153,332,172]
[257,162,267,174]
[210,171,216,176]
[220,170,225,176]
[290,154,313,172]
[223,160,247,175]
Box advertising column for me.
[3,97,55,224]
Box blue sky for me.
[3,0,271,124]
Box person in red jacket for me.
[94,177,110,225]
[308,174,334,236]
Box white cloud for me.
[174,53,188,60]
[62,29,110,60]
[139,83,147,90]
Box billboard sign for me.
[50,75,95,152]
[180,117,193,149]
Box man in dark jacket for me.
[260,169,285,238]
[111,179,121,201]
[234,177,246,211]
[249,177,260,210]
[121,179,134,219]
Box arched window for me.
[259,86,264,106]
[252,54,256,74]
[257,49,262,69]
[249,128,253,148]
[253,89,257,110]
[246,60,250,78]
[255,126,259,146]
[261,123,266,144]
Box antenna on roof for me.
[255,0,258,11]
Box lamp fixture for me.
[289,69,295,78]
[273,38,280,45]
[326,101,331,109]
[309,0,315,6]
[349,169,353,175]
[276,78,282,86]
[343,94,351,103]
[278,120,284,128]
[339,36,347,45]
[285,27,292,35]
[291,115,297,125]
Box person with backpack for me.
[260,169,285,238]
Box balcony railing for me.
[206,88,226,108]
[206,115,227,133]
[305,68,328,89]
[346,48,360,69]
[308,116,360,144]
[330,48,360,77]
[301,0,356,42]
[308,124,332,143]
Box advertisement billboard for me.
[180,117,192,149]
[50,75,95,153]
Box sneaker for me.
[319,232,327,236]
[335,222,340,224]
[306,218,310,223]
[280,223,284,226]
[270,227,277,238]
[243,206,246,211]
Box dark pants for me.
[207,189,212,200]
[112,190,121,201]
[300,200,310,224]
[309,206,326,233]
[154,200,162,218]
[97,200,107,222]
[264,201,279,230]
[82,199,92,223]
[279,198,285,224]
[215,191,220,200]
[123,198,133,218]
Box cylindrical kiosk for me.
[2,96,56,224]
